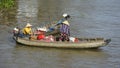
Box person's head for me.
[62,13,71,19]
[25,23,32,28]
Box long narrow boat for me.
[13,36,111,49]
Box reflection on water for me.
[17,0,38,18]
[17,0,39,27]
[9,46,109,68]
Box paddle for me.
[45,18,65,32]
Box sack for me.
[37,34,45,40]
[30,35,37,40]
[69,37,79,42]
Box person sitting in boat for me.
[37,28,55,42]
[37,28,46,40]
[22,23,32,37]
[13,27,19,36]
[13,27,24,38]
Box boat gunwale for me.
[16,37,106,44]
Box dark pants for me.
[13,32,24,38]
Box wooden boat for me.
[13,36,111,49]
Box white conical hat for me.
[62,20,70,26]
[26,23,32,27]
[63,13,68,17]
[37,27,47,32]
[14,27,19,31]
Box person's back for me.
[60,20,70,36]
[37,34,45,40]
[60,21,70,42]
[23,27,32,35]
[13,27,19,36]
[36,28,46,40]
[22,23,32,37]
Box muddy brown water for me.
[0,0,120,68]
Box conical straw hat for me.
[62,20,70,26]
[26,23,32,27]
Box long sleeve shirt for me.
[48,18,65,32]
[60,23,70,36]
[23,27,32,35]
[56,18,65,25]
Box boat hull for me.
[13,37,111,49]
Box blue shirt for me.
[56,18,65,25]
[48,18,65,32]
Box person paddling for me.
[58,13,71,41]
[46,13,71,42]
[50,13,71,41]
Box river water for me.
[0,0,120,68]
